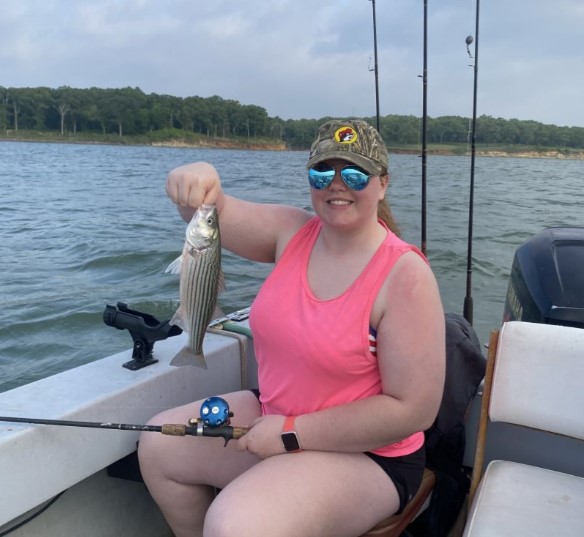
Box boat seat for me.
[360,467,436,537]
[465,460,584,536]
[463,321,584,537]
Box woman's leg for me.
[138,390,262,537]
[204,450,401,537]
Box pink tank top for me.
[249,217,425,456]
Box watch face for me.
[281,431,300,452]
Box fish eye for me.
[207,216,215,226]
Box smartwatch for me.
[281,416,302,452]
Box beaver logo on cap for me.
[334,126,358,144]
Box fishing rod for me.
[463,0,480,325]
[420,0,429,256]
[0,397,249,447]
[369,0,380,130]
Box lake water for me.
[1,141,582,392]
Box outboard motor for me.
[503,227,584,328]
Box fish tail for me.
[170,346,207,369]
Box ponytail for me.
[377,168,401,237]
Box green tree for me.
[52,87,72,134]
[0,86,8,131]
[2,85,584,151]
[148,93,181,131]
[428,115,468,144]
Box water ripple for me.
[1,144,582,392]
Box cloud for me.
[0,0,582,127]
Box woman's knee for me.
[137,408,182,480]
[203,490,259,537]
[137,428,164,484]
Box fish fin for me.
[169,307,187,331]
[212,303,225,320]
[165,255,182,274]
[170,347,207,369]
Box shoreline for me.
[151,140,584,159]
[387,147,584,160]
[1,136,583,160]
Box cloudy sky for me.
[2,0,583,128]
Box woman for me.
[138,119,445,537]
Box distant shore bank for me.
[2,134,583,159]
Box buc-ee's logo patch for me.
[334,126,358,144]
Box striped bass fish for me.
[166,204,223,368]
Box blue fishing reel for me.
[199,396,231,428]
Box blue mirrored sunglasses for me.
[308,163,372,191]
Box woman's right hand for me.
[165,162,223,211]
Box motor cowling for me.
[503,227,584,328]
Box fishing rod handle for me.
[159,422,249,441]
[160,423,191,436]
[230,426,250,439]
[198,424,250,439]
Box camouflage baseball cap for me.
[306,119,388,176]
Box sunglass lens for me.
[308,165,335,190]
[340,167,370,190]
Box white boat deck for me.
[0,328,256,533]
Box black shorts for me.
[365,446,425,513]
[249,389,425,513]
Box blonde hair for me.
[377,168,400,236]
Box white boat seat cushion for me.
[490,322,584,439]
[464,460,584,537]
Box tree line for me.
[2,86,583,150]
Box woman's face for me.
[309,158,388,229]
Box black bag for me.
[408,313,486,537]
